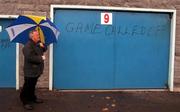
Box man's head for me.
[29,30,40,43]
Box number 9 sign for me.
[101,12,112,25]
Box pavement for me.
[0,89,180,112]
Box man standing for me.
[20,30,47,110]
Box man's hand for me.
[42,55,46,60]
[39,42,44,48]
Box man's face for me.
[32,31,40,43]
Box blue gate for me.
[0,18,16,88]
[53,9,170,89]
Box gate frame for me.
[50,5,176,91]
[0,15,19,90]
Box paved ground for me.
[0,89,180,112]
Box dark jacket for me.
[23,39,47,77]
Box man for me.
[20,30,47,110]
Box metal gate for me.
[0,18,16,88]
[53,8,171,89]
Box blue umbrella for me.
[5,15,60,45]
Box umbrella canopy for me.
[6,15,60,45]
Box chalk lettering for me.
[92,24,102,34]
[131,25,139,36]
[66,23,74,32]
[140,26,146,35]
[0,39,11,48]
[84,23,93,33]
[76,23,83,33]
[105,26,113,36]
[64,22,168,39]
[155,25,166,36]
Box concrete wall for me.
[0,0,180,91]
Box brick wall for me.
[0,0,180,91]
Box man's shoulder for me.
[25,40,34,46]
[23,40,33,50]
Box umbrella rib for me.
[40,22,60,39]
